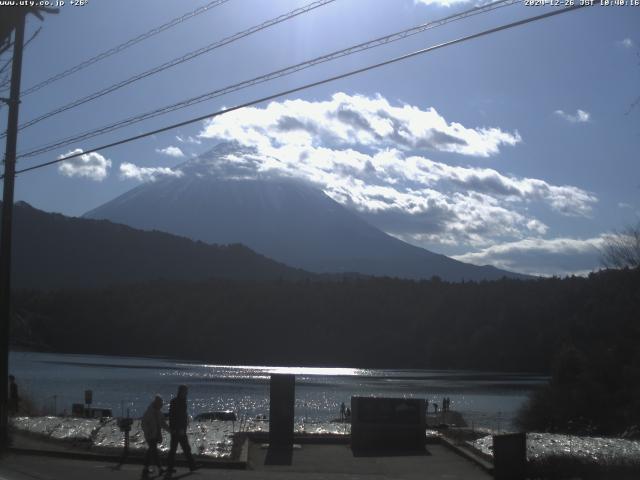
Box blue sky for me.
[1,0,638,276]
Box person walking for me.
[166,385,197,473]
[141,395,168,477]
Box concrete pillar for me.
[269,374,295,448]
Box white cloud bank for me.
[555,109,590,123]
[119,163,183,182]
[156,146,185,158]
[453,236,607,277]
[57,149,111,181]
[198,93,596,250]
[200,92,521,158]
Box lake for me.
[10,351,547,431]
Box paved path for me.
[0,443,490,480]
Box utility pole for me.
[0,8,26,448]
[0,6,57,448]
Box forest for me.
[12,267,639,370]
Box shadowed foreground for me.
[0,442,490,480]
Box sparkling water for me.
[10,351,546,432]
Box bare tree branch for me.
[600,222,640,269]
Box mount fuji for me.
[85,143,525,281]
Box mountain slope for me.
[85,143,526,281]
[7,201,311,290]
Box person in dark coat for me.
[166,385,197,472]
[141,395,169,476]
[8,375,19,415]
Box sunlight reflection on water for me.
[192,364,366,377]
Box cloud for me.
[156,146,185,158]
[618,38,634,48]
[194,93,596,250]
[554,109,590,123]
[57,149,111,181]
[452,236,607,277]
[369,191,550,247]
[200,92,521,158]
[119,163,184,182]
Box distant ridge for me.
[7,201,312,290]
[85,142,528,281]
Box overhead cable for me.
[17,0,520,159]
[7,0,336,136]
[13,0,232,97]
[6,4,590,179]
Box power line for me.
[6,0,336,137]
[11,0,232,97]
[6,4,590,179]
[17,0,521,160]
